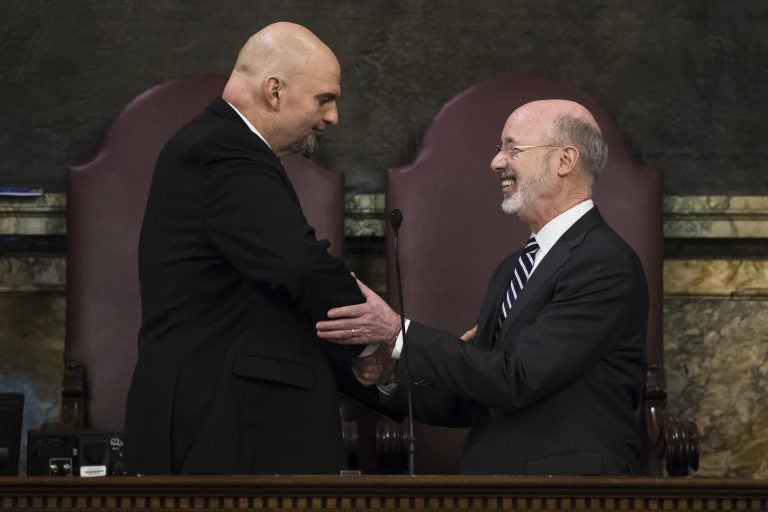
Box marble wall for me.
[1,194,767,477]
[662,196,768,478]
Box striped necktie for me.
[497,237,540,334]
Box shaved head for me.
[233,22,338,84]
[222,22,341,157]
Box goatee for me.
[297,132,320,157]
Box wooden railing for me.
[1,475,767,511]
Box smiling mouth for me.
[500,176,516,189]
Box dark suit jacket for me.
[125,98,364,475]
[393,208,647,475]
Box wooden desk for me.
[1,475,767,511]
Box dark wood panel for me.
[1,475,767,511]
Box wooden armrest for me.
[644,365,701,476]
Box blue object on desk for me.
[0,187,44,197]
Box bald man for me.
[125,23,367,475]
[317,99,648,476]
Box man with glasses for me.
[317,99,648,476]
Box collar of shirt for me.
[530,199,594,273]
[225,101,273,151]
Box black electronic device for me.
[27,429,125,477]
[0,393,24,476]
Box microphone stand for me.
[389,209,416,476]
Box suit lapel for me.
[494,208,605,346]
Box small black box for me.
[27,429,125,477]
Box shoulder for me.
[568,223,647,296]
[166,102,278,169]
[584,222,642,267]
[564,209,642,269]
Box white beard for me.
[501,192,524,214]
[500,163,550,215]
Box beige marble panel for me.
[0,193,66,213]
[0,193,65,236]
[3,193,766,239]
[665,195,768,214]
[345,193,386,237]
[0,256,65,294]
[664,195,768,238]
[345,193,386,214]
[665,260,768,297]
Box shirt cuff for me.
[359,344,378,358]
[391,318,410,360]
[357,318,410,359]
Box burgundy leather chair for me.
[385,75,699,476]
[65,75,346,433]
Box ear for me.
[264,76,282,110]
[556,146,579,177]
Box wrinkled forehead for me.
[500,104,557,143]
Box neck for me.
[223,75,267,135]
[521,194,592,233]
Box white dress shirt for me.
[226,101,272,150]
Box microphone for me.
[389,209,416,476]
[389,209,403,230]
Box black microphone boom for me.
[389,208,416,476]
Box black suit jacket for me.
[125,98,364,475]
[394,208,647,475]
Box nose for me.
[323,103,339,126]
[490,150,506,173]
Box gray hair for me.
[551,115,608,180]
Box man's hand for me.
[460,324,478,343]
[316,276,400,345]
[352,343,397,387]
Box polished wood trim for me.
[1,475,767,511]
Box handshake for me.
[316,275,477,387]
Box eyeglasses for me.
[495,143,564,156]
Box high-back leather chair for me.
[386,75,699,476]
[65,75,346,433]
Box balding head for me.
[511,99,607,180]
[222,22,341,157]
[491,99,607,231]
[511,99,599,130]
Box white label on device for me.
[80,465,107,477]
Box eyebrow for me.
[316,93,338,102]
